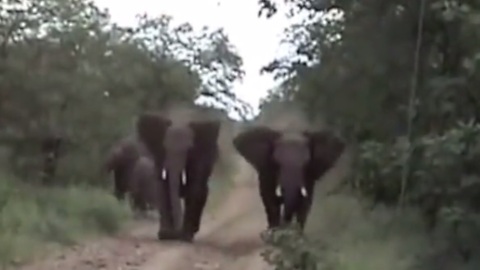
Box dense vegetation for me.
[0,0,245,266]
[257,0,480,269]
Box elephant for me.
[104,136,158,212]
[232,126,345,232]
[129,155,159,213]
[136,112,220,242]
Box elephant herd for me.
[104,111,345,242]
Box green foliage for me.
[261,226,323,270]
[0,0,245,185]
[0,171,132,268]
[261,194,429,270]
[354,121,480,210]
[351,121,480,262]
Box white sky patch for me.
[92,0,302,117]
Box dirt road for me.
[20,160,272,270]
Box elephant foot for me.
[157,228,195,242]
[178,231,195,243]
[157,230,178,241]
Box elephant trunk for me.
[164,154,186,232]
[278,168,306,226]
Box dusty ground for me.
[19,159,272,270]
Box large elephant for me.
[104,136,158,212]
[136,112,220,242]
[232,126,345,231]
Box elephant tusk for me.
[275,185,282,197]
[161,168,167,180]
[182,171,187,185]
[301,187,307,197]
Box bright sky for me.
[93,0,298,117]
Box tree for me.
[258,0,480,141]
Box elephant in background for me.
[129,155,159,213]
[233,126,345,231]
[136,112,220,242]
[104,136,158,212]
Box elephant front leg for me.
[157,180,176,240]
[259,179,281,229]
[181,182,208,242]
[296,192,314,232]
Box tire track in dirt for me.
[18,158,272,270]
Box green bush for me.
[350,121,480,266]
[262,194,428,270]
[0,172,132,268]
[353,121,480,208]
[352,121,480,231]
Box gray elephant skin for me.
[136,112,220,242]
[232,126,345,231]
[105,136,158,212]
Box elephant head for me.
[104,136,146,171]
[233,126,345,229]
[136,112,220,236]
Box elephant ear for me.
[305,130,345,181]
[232,126,280,173]
[136,112,171,158]
[189,120,221,153]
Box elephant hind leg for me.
[113,173,128,201]
[132,200,149,219]
[132,195,148,213]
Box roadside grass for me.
[307,153,428,270]
[261,188,430,270]
[304,191,429,270]
[0,171,132,268]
